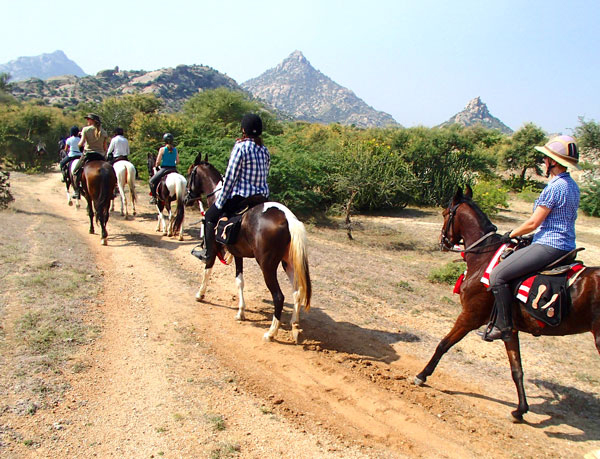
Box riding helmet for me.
[241,113,263,136]
[70,126,79,137]
[163,133,174,144]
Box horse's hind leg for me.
[415,312,483,386]
[282,260,301,343]
[505,332,529,422]
[85,197,95,234]
[195,266,214,302]
[263,265,285,342]
[234,257,246,321]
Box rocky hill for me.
[242,51,399,128]
[439,97,513,134]
[9,65,242,110]
[0,50,86,82]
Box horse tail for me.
[286,212,312,311]
[173,175,186,234]
[95,166,114,224]
[126,162,137,204]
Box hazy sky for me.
[3,0,599,133]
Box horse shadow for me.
[442,379,600,441]
[110,230,197,251]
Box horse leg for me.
[99,205,109,246]
[195,265,214,302]
[415,312,483,386]
[234,257,246,321]
[263,265,285,342]
[593,320,600,356]
[130,187,136,216]
[66,183,73,206]
[282,260,302,344]
[85,196,95,234]
[156,202,165,233]
[504,332,529,422]
[118,182,126,217]
[166,203,173,237]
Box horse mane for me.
[459,195,497,234]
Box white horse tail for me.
[286,211,312,311]
[125,161,137,204]
[173,174,187,235]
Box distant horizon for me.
[3,0,598,134]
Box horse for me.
[185,154,312,343]
[414,186,600,422]
[63,158,81,208]
[80,160,118,245]
[148,153,186,240]
[110,159,137,218]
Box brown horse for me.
[80,160,117,245]
[185,155,312,343]
[414,186,600,422]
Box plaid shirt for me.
[532,172,580,251]
[215,139,270,209]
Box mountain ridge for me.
[439,96,513,134]
[0,50,86,82]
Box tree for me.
[573,117,600,160]
[501,123,546,182]
[0,72,15,104]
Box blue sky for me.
[3,0,599,133]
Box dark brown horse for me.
[414,186,600,421]
[80,160,117,245]
[185,155,312,343]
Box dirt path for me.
[2,171,600,458]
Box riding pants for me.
[60,154,81,171]
[149,166,177,195]
[489,243,568,287]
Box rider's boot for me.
[149,184,157,205]
[72,170,82,199]
[481,283,513,342]
[192,221,216,262]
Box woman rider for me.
[59,125,82,182]
[72,113,108,199]
[149,133,179,204]
[484,135,581,341]
[193,113,270,263]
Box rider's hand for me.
[500,231,513,244]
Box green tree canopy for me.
[501,122,547,181]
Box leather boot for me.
[481,283,514,342]
[192,221,216,262]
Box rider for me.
[72,113,108,199]
[483,135,581,342]
[59,126,82,182]
[192,113,270,263]
[106,127,130,164]
[149,133,179,205]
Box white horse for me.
[111,160,137,218]
[155,172,187,241]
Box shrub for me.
[580,180,600,217]
[428,261,466,284]
[473,180,508,217]
[0,171,14,209]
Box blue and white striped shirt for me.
[532,172,580,251]
[215,139,270,209]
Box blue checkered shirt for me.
[532,172,580,251]
[215,139,270,209]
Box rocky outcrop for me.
[0,50,86,82]
[439,97,513,134]
[9,65,241,110]
[242,51,399,128]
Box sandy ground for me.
[1,170,599,458]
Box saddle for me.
[215,195,268,245]
[481,245,586,327]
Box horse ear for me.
[451,187,463,205]
[464,184,473,199]
[204,153,208,162]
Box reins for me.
[440,201,500,254]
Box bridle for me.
[440,202,498,254]
[184,165,222,205]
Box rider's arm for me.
[107,138,115,155]
[175,150,180,165]
[510,205,551,238]
[78,131,86,150]
[155,147,164,168]
[215,144,243,209]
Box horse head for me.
[185,160,222,206]
[147,153,157,178]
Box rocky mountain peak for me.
[242,51,398,128]
[439,97,512,134]
[0,50,86,82]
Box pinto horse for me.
[63,158,81,208]
[185,155,312,343]
[414,186,600,422]
[148,153,186,240]
[111,159,137,218]
[80,160,117,245]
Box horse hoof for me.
[68,201,73,206]
[263,332,273,342]
[510,410,525,423]
[414,376,426,386]
[195,292,204,302]
[292,327,301,344]
[101,238,107,246]
[235,312,245,321]
[89,230,95,234]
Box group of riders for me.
[59,112,584,343]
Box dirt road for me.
[1,171,599,458]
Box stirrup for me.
[191,245,209,261]
[477,324,511,342]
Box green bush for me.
[580,180,600,217]
[428,261,466,284]
[473,180,508,217]
[0,171,14,208]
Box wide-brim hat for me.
[534,135,581,170]
[85,113,101,124]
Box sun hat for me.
[534,135,581,169]
[85,113,102,124]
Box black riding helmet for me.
[70,126,79,137]
[241,113,263,136]
[163,133,174,144]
